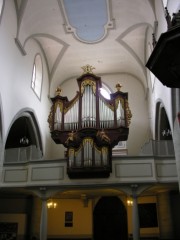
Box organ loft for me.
[48,65,132,178]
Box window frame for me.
[31,54,43,100]
[0,0,4,24]
[100,82,112,100]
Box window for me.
[0,0,4,24]
[100,83,111,99]
[31,54,43,99]
[0,0,3,17]
[162,0,168,7]
[65,211,73,227]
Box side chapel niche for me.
[48,65,132,178]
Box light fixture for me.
[20,136,29,145]
[162,129,171,137]
[127,199,133,206]
[20,117,29,146]
[47,199,57,209]
[81,194,88,207]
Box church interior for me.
[0,0,180,240]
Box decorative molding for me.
[14,38,26,56]
[59,0,114,43]
[115,163,153,178]
[156,163,177,177]
[31,166,64,181]
[4,169,28,182]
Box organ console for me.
[48,65,132,178]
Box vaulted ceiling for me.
[14,0,156,94]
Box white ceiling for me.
[14,0,156,95]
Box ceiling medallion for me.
[61,0,114,43]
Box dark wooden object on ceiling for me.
[146,9,180,88]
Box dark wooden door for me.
[93,196,128,240]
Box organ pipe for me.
[48,66,132,178]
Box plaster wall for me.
[0,1,52,159]
[145,0,177,138]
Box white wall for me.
[0,0,179,161]
[145,0,178,139]
[0,1,52,160]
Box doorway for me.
[93,196,128,240]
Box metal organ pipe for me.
[99,98,114,128]
[64,99,79,130]
[116,100,125,127]
[82,85,96,128]
[54,105,62,130]
[63,84,120,131]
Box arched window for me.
[31,54,43,99]
[155,103,172,141]
[162,0,168,7]
[100,83,111,99]
[0,0,3,15]
[5,113,43,163]
[0,0,4,23]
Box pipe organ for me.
[48,65,132,178]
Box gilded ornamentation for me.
[125,99,132,126]
[115,83,122,91]
[68,148,75,157]
[74,145,82,157]
[115,97,125,110]
[81,79,96,95]
[47,105,54,131]
[55,86,62,96]
[97,129,110,143]
[55,100,63,113]
[102,146,108,154]
[83,138,94,147]
[81,64,95,74]
[65,131,77,144]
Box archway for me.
[155,102,172,141]
[4,111,43,163]
[93,196,128,240]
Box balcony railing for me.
[4,145,43,163]
[139,140,175,156]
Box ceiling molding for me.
[59,0,114,43]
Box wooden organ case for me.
[48,66,132,178]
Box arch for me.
[155,102,172,140]
[93,196,128,240]
[100,82,112,100]
[4,110,43,163]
